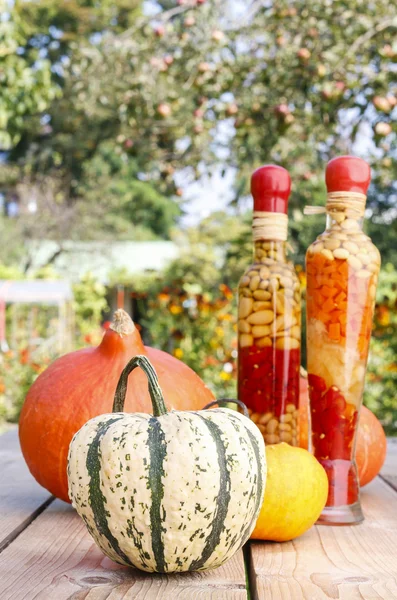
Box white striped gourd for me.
[68,355,266,573]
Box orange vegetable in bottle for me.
[305,156,380,524]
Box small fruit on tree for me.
[226,103,238,116]
[163,55,174,66]
[297,48,311,61]
[387,95,397,108]
[380,44,396,58]
[184,16,195,27]
[372,96,392,112]
[157,103,172,118]
[274,103,290,116]
[211,29,224,42]
[374,122,392,136]
[154,25,165,37]
[198,62,211,73]
[321,86,333,100]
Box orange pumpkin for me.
[298,374,386,486]
[355,405,387,487]
[19,310,214,502]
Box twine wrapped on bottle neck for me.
[304,192,367,218]
[252,211,288,241]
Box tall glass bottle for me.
[306,156,380,524]
[238,165,301,446]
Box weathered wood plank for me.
[0,500,247,599]
[0,428,53,552]
[249,476,397,600]
[380,438,397,491]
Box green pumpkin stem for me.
[112,355,168,417]
[203,398,250,418]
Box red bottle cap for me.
[251,165,291,213]
[326,156,371,195]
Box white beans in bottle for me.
[238,165,301,447]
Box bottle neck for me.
[254,240,287,263]
[325,212,364,232]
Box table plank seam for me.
[243,543,251,600]
[0,495,54,554]
[379,474,397,493]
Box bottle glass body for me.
[238,239,301,446]
[306,213,380,524]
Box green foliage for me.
[0,262,23,280]
[72,273,108,338]
[0,351,49,424]
[76,144,181,240]
[0,269,109,426]
[0,2,57,149]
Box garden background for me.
[0,0,396,432]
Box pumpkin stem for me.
[110,309,136,336]
[202,398,250,418]
[112,355,168,417]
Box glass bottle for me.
[306,156,380,525]
[238,165,301,446]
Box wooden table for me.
[1,429,396,599]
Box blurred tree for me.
[0,0,395,260]
[0,0,179,251]
[0,0,56,150]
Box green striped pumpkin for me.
[68,355,266,573]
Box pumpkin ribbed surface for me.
[68,408,266,573]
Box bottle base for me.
[316,501,364,526]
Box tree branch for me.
[336,16,397,68]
